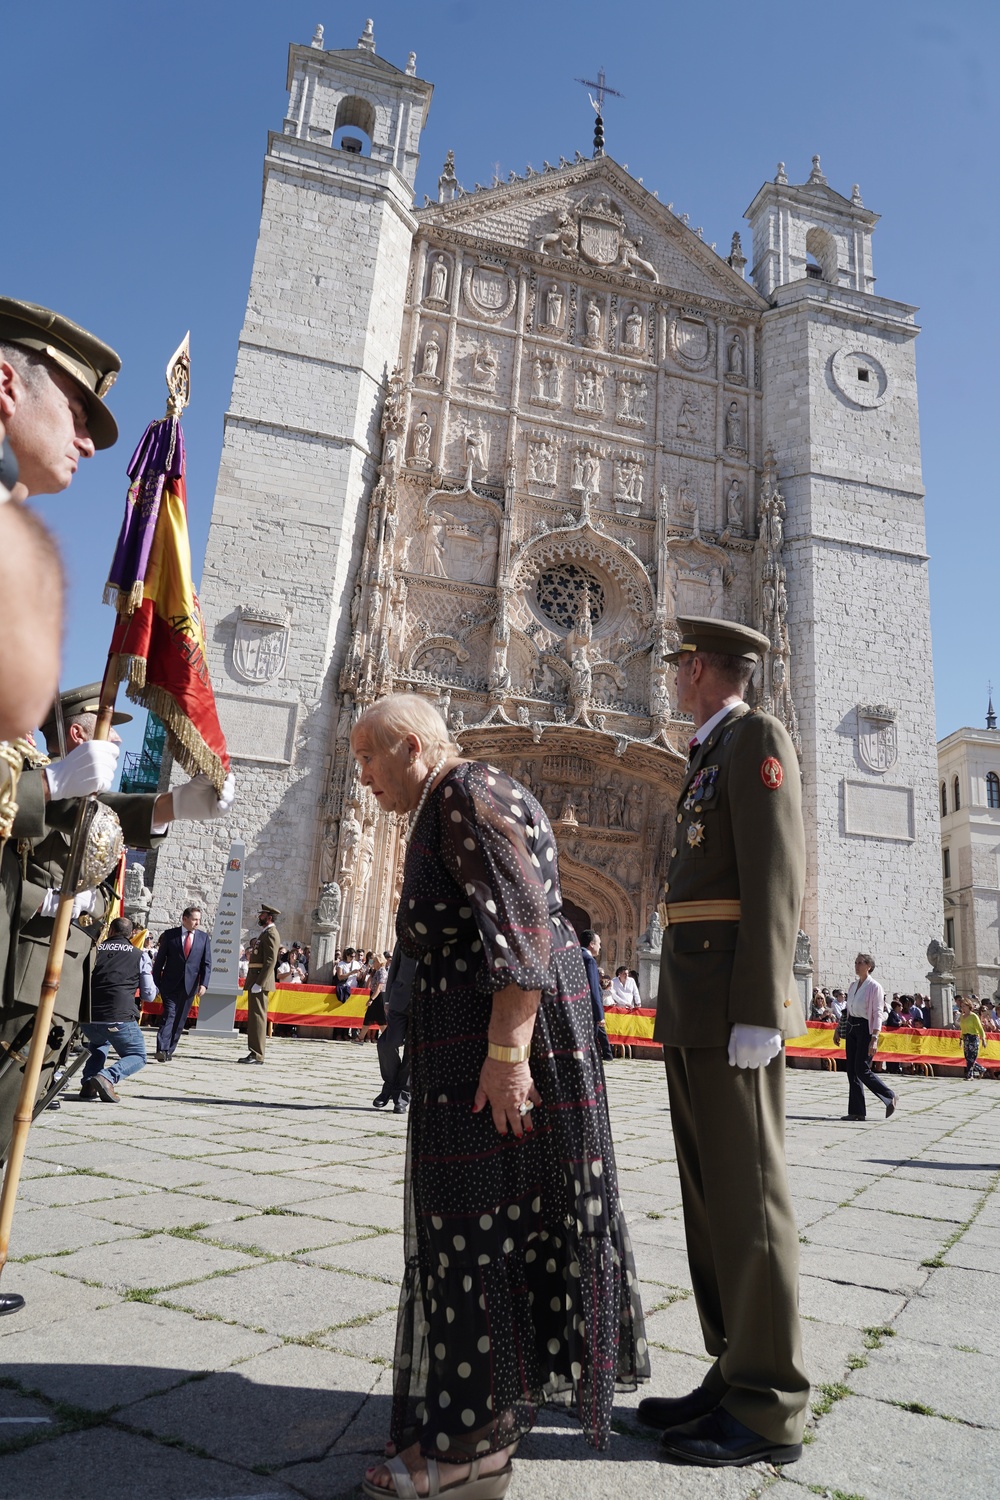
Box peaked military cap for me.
[39,682,132,750]
[258,902,282,918]
[0,297,121,450]
[664,615,771,663]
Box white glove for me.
[728,1023,783,1069]
[44,741,120,801]
[250,985,262,994]
[171,772,236,821]
[39,889,97,919]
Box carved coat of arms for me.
[576,193,626,266]
[233,609,290,683]
[857,705,897,772]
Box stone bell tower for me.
[149,23,432,935]
[747,157,941,989]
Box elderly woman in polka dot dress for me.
[352,694,648,1500]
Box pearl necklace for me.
[408,755,448,836]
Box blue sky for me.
[5,0,998,772]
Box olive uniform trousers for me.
[663,1041,809,1445]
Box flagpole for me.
[0,337,191,1314]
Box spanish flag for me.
[104,412,229,793]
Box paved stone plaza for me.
[0,1039,997,1499]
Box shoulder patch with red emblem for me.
[761,756,783,790]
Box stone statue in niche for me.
[472,520,498,584]
[708,566,724,617]
[581,450,601,494]
[623,304,643,349]
[531,358,545,401]
[575,367,603,413]
[429,255,449,302]
[607,775,626,828]
[545,283,564,327]
[339,803,362,874]
[725,401,744,451]
[728,333,745,377]
[412,411,433,464]
[570,648,592,706]
[471,340,498,390]
[488,640,511,693]
[421,332,441,378]
[585,298,602,343]
[726,476,745,528]
[396,534,412,571]
[677,396,699,439]
[465,423,490,474]
[421,511,450,576]
[617,380,646,424]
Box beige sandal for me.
[362,1453,513,1499]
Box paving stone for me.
[0,1425,300,1499]
[799,1273,905,1329]
[319,1306,398,1361]
[799,1318,867,1388]
[0,1302,277,1410]
[850,1335,1000,1428]
[186,1169,343,1209]
[161,1259,396,1336]
[83,1191,258,1231]
[795,1393,1000,1499]
[317,1192,407,1231]
[803,1204,950,1259]
[17,1174,155,1208]
[201,1212,361,1256]
[302,1231,405,1282]
[798,1243,929,1294]
[121,1343,381,1467]
[6,1207,141,1260]
[0,1262,121,1337]
[850,1175,982,1223]
[32,1231,258,1291]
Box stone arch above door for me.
[556,852,637,968]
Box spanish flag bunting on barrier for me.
[103,339,229,794]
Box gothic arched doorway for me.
[561,898,592,941]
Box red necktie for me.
[688,736,699,758]
[183,931,193,959]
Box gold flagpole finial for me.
[165,333,191,418]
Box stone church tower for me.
[151,26,941,993]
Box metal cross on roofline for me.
[574,66,624,158]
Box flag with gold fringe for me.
[104,338,229,793]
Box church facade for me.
[150,21,942,993]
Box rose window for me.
[534,564,606,632]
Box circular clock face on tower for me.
[831,348,889,408]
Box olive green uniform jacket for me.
[8,766,168,1024]
[654,703,805,1048]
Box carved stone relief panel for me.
[668,310,716,372]
[574,360,608,415]
[418,495,500,584]
[525,430,560,491]
[528,352,562,408]
[671,385,710,447]
[613,451,645,514]
[467,336,500,393]
[615,375,648,428]
[462,260,517,323]
[446,408,504,482]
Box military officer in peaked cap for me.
[241,904,282,1065]
[637,617,809,1467]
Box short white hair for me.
[351,692,459,760]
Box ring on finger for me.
[517,1101,533,1116]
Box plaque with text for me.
[196,839,246,1035]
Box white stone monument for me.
[195,839,246,1035]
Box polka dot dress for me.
[390,762,649,1461]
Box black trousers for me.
[845,1018,894,1118]
[377,1007,410,1102]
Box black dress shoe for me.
[0,1292,25,1316]
[237,1053,264,1065]
[372,1091,391,1109]
[638,1385,721,1430]
[155,1050,168,1062]
[885,1092,899,1118]
[841,1115,865,1121]
[659,1406,802,1468]
[394,1099,409,1114]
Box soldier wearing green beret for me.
[637,617,809,1468]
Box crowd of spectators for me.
[808,979,997,1082]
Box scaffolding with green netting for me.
[119,712,167,795]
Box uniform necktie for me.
[688,736,699,759]
[183,931,193,959]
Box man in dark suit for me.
[152,906,212,1061]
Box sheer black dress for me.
[390,761,649,1462]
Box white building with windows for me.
[938,703,1000,996]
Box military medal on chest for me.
[686,820,706,848]
[683,765,720,812]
